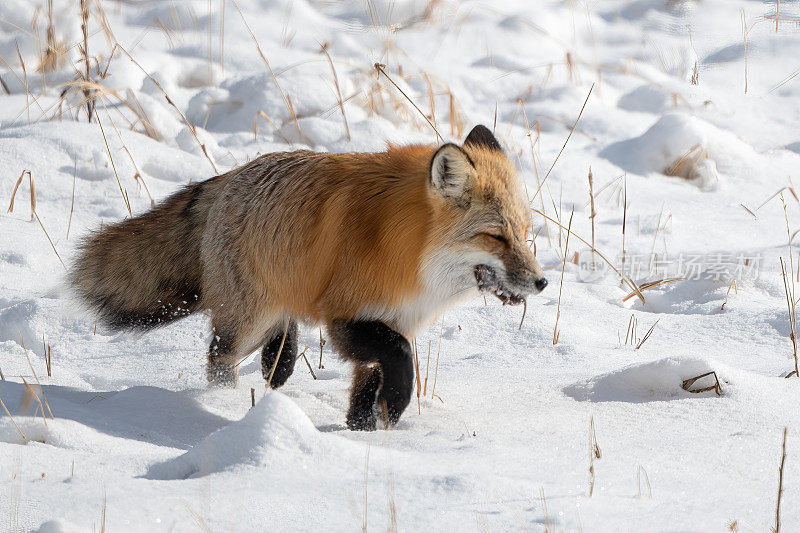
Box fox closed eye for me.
[484,232,508,245]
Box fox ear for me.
[430,143,475,200]
[464,124,503,152]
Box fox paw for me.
[346,406,377,431]
[206,362,238,387]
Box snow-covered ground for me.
[2,0,800,530]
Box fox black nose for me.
[535,278,548,291]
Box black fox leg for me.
[207,326,238,386]
[347,364,382,431]
[328,320,414,431]
[261,319,298,388]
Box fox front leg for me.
[328,320,414,431]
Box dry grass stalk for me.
[100,491,107,533]
[423,339,431,395]
[622,278,683,303]
[56,79,161,141]
[532,82,594,203]
[95,112,133,217]
[624,313,637,346]
[780,195,800,378]
[740,203,757,219]
[741,9,748,94]
[681,371,722,395]
[374,63,443,142]
[79,0,95,121]
[318,328,325,369]
[588,167,596,268]
[155,18,177,49]
[413,338,421,414]
[0,51,46,119]
[553,210,574,344]
[296,346,317,379]
[588,416,602,497]
[781,258,798,378]
[7,170,35,220]
[15,43,31,125]
[0,397,26,443]
[540,487,551,533]
[320,44,350,141]
[207,0,214,83]
[648,202,666,272]
[219,0,226,74]
[775,427,788,533]
[447,90,463,138]
[98,96,154,205]
[34,212,66,270]
[637,465,652,499]
[230,0,302,141]
[21,377,46,424]
[67,161,76,239]
[19,333,53,418]
[250,387,255,408]
[584,173,624,209]
[254,110,291,144]
[518,299,527,331]
[519,100,551,250]
[755,186,799,213]
[125,89,162,140]
[264,319,290,387]
[664,144,708,178]
[92,0,116,48]
[45,344,51,377]
[431,316,444,399]
[362,446,370,533]
[566,51,577,83]
[634,319,659,350]
[532,207,645,303]
[387,483,398,533]
[37,0,67,74]
[721,279,738,311]
[621,175,627,277]
[43,335,52,377]
[182,500,212,533]
[769,67,800,93]
[421,71,437,129]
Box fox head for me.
[427,125,548,306]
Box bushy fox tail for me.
[70,180,214,330]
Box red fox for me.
[70,125,547,430]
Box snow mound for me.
[145,392,354,479]
[634,279,726,315]
[0,299,41,355]
[32,519,83,533]
[600,113,720,190]
[617,85,674,114]
[564,357,726,402]
[186,71,338,133]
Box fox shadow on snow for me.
[0,380,230,450]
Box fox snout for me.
[475,246,547,306]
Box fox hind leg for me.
[206,326,239,386]
[261,319,299,388]
[328,320,414,431]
